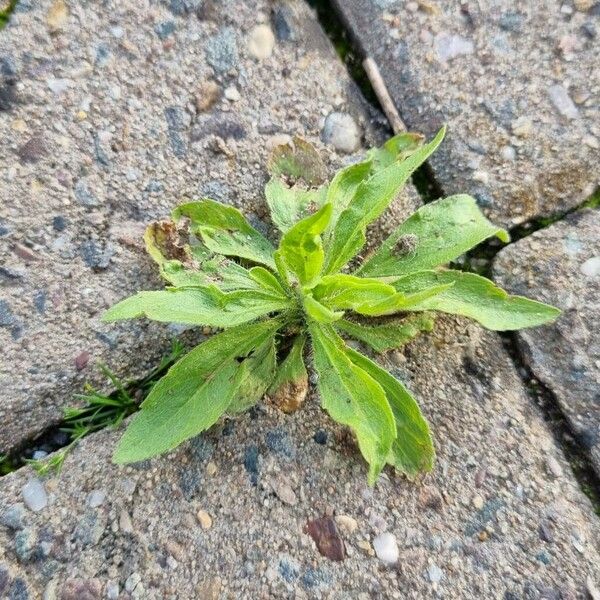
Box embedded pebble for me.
[197,510,213,529]
[87,490,106,508]
[434,33,474,61]
[372,532,399,565]
[546,456,564,478]
[548,84,579,119]
[224,86,241,102]
[580,256,600,278]
[335,514,358,535]
[321,112,361,153]
[248,24,275,59]
[428,564,443,584]
[119,510,133,533]
[21,479,48,512]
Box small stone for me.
[418,484,443,510]
[427,564,443,584]
[105,582,119,600]
[248,24,275,59]
[155,21,176,40]
[224,86,241,102]
[194,80,220,113]
[206,461,217,476]
[548,85,579,119]
[335,515,358,535]
[14,527,36,562]
[313,430,328,445]
[546,456,563,478]
[373,532,399,565]
[511,116,533,137]
[1,503,26,530]
[434,33,474,61]
[472,495,484,510]
[74,351,90,370]
[273,480,297,506]
[321,112,361,154]
[580,256,600,278]
[74,179,99,207]
[124,573,141,594]
[47,78,70,95]
[17,135,47,163]
[206,27,238,74]
[47,0,68,31]
[87,490,105,508]
[265,133,291,150]
[13,243,37,262]
[500,145,516,161]
[305,517,346,561]
[22,478,48,512]
[31,450,47,460]
[119,510,133,533]
[197,510,213,529]
[61,578,102,600]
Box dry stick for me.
[362,56,406,135]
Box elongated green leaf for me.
[279,203,332,286]
[103,286,290,327]
[113,319,282,463]
[249,266,288,297]
[312,274,397,310]
[324,126,446,275]
[265,178,327,233]
[393,270,561,330]
[309,323,396,484]
[174,200,276,269]
[359,283,453,316]
[144,221,260,291]
[304,295,344,323]
[345,348,435,476]
[358,195,509,277]
[267,335,308,413]
[325,133,425,238]
[228,336,277,413]
[335,313,435,353]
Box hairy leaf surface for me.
[279,203,332,286]
[346,348,435,476]
[304,295,344,323]
[174,200,276,269]
[324,126,446,275]
[358,195,509,277]
[335,314,435,353]
[393,270,561,330]
[113,320,282,463]
[310,323,396,484]
[103,287,290,327]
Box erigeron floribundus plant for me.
[104,127,560,483]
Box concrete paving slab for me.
[0,319,599,598]
[333,0,600,227]
[494,209,600,475]
[0,0,419,454]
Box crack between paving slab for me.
[307,0,600,515]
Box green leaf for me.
[249,266,288,297]
[265,177,327,233]
[345,348,435,476]
[279,203,332,286]
[335,313,435,353]
[144,221,260,291]
[310,323,396,484]
[357,195,509,277]
[103,286,291,328]
[312,274,397,311]
[113,319,282,463]
[393,270,561,330]
[304,295,344,323]
[228,336,277,413]
[368,132,425,169]
[324,126,446,275]
[174,200,276,269]
[267,335,308,413]
[267,136,327,186]
[357,283,453,317]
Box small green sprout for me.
[104,128,560,484]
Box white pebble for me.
[428,564,443,583]
[548,85,579,119]
[87,489,106,508]
[47,78,70,95]
[322,112,361,154]
[224,86,241,102]
[373,532,399,565]
[22,478,48,512]
[580,256,600,278]
[546,456,563,478]
[500,145,516,161]
[248,24,275,59]
[434,33,474,62]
